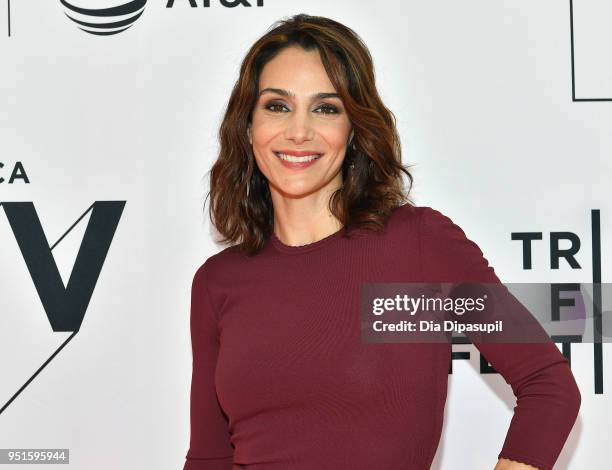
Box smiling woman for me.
[184,13,580,470]
[248,45,354,215]
[206,14,413,255]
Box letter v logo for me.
[1,201,125,331]
[0,201,125,414]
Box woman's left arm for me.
[473,340,581,470]
[419,207,581,470]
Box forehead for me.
[258,46,336,93]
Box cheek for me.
[322,126,351,152]
[322,116,352,143]
[251,118,280,147]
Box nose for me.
[284,108,315,144]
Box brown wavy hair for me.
[205,13,414,256]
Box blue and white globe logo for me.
[60,0,147,35]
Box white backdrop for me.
[0,0,609,468]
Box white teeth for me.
[275,152,322,163]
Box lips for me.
[274,152,322,163]
[273,151,323,169]
[274,149,323,157]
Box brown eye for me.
[315,104,339,114]
[264,102,289,113]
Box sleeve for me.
[418,206,581,470]
[183,261,234,470]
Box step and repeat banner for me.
[0,0,609,468]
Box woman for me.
[184,14,580,470]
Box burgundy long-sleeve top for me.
[184,204,581,470]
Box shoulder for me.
[357,203,450,253]
[386,203,451,226]
[411,204,476,253]
[416,205,469,239]
[385,203,453,238]
[192,243,255,291]
[416,205,483,255]
[391,204,459,228]
[412,205,499,283]
[383,202,421,232]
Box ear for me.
[348,129,354,145]
[247,124,252,145]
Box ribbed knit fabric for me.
[184,204,581,470]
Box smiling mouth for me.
[274,152,323,163]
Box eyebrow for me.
[258,88,340,100]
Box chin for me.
[270,180,324,198]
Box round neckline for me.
[270,226,345,254]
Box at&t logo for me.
[60,0,147,36]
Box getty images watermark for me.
[360,283,610,344]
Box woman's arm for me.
[419,206,581,470]
[183,261,234,470]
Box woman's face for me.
[249,45,353,199]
